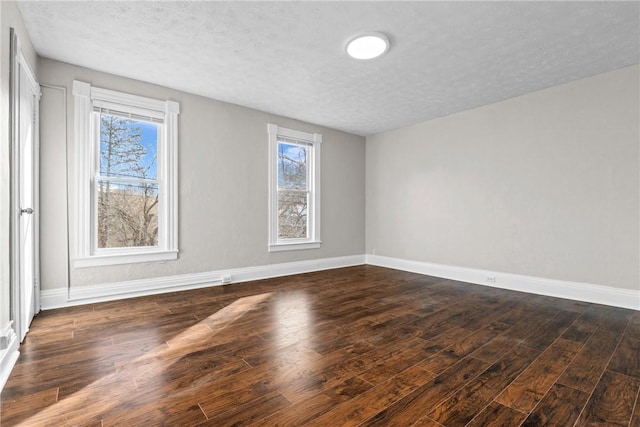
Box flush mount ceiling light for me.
[346,32,389,60]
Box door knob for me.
[20,207,34,215]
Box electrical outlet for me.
[486,276,496,283]
[221,275,232,284]
[372,249,376,255]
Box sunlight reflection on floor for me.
[18,292,273,425]
[271,291,318,392]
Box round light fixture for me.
[346,32,389,60]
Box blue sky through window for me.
[137,120,158,179]
[100,114,158,180]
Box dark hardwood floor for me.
[1,265,639,426]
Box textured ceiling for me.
[18,1,640,136]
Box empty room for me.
[0,1,639,426]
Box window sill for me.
[74,250,178,268]
[268,241,321,252]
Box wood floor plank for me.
[596,306,634,333]
[274,344,375,403]
[574,370,640,426]
[0,387,59,426]
[631,389,640,427]
[409,417,443,427]
[458,300,528,331]
[6,375,138,426]
[195,362,302,417]
[428,345,540,426]
[470,329,525,364]
[607,315,640,380]
[1,265,635,426]
[102,401,209,427]
[358,356,490,426]
[252,376,374,427]
[465,401,528,427]
[522,383,589,427]
[249,393,335,427]
[557,326,622,393]
[3,355,118,402]
[521,309,581,351]
[200,391,291,426]
[357,338,439,385]
[422,326,474,353]
[561,307,606,344]
[495,337,582,412]
[414,305,477,341]
[418,322,511,374]
[303,365,432,427]
[130,357,251,407]
[324,375,373,401]
[494,309,554,344]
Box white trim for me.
[268,241,322,252]
[366,254,640,311]
[74,250,178,268]
[268,124,322,144]
[18,50,39,100]
[314,138,322,243]
[31,60,41,315]
[93,100,165,121]
[73,81,92,261]
[39,254,639,312]
[40,255,366,310]
[91,86,167,113]
[268,123,321,251]
[10,32,41,343]
[164,101,179,252]
[72,81,179,268]
[0,321,20,393]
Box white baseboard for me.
[0,321,19,393]
[40,253,639,312]
[366,254,640,311]
[40,255,366,310]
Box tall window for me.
[96,112,159,249]
[268,124,321,251]
[73,81,179,267]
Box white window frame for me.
[73,81,179,268]
[268,123,321,252]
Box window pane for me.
[97,180,159,248]
[278,191,308,239]
[100,113,158,180]
[278,142,307,190]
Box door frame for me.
[9,28,41,342]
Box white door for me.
[11,30,40,342]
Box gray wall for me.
[28,47,640,297]
[39,58,366,290]
[0,2,38,329]
[366,65,639,291]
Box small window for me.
[268,124,321,251]
[73,81,179,267]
